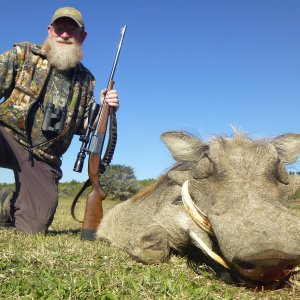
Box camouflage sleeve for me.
[0,47,18,101]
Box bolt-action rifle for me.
[72,25,127,240]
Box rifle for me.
[72,25,127,240]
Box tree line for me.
[0,164,156,201]
[2,166,300,200]
[58,164,156,201]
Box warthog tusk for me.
[181,180,213,235]
[182,181,230,269]
[190,231,230,269]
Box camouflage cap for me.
[51,7,84,28]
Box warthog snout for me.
[233,250,300,287]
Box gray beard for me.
[43,37,83,70]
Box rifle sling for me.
[71,108,117,222]
[100,108,117,174]
[71,179,91,223]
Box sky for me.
[1,0,300,183]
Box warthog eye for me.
[276,162,289,185]
[192,156,214,179]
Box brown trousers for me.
[0,126,62,233]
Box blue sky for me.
[1,0,300,183]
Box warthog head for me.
[97,130,300,289]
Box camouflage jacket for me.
[0,42,95,167]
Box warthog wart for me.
[96,129,300,289]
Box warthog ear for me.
[271,133,300,164]
[161,131,207,162]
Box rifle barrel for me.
[107,25,127,87]
[90,25,127,155]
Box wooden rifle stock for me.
[81,81,114,240]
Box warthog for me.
[96,130,300,289]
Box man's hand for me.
[83,88,119,133]
[100,88,119,111]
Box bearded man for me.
[0,7,119,233]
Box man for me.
[0,7,119,233]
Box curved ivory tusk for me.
[181,180,213,235]
[190,231,230,269]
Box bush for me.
[100,164,141,201]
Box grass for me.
[1,198,300,299]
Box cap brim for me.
[52,16,84,28]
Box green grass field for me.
[1,198,300,299]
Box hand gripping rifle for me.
[72,25,127,240]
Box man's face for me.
[48,17,87,45]
[44,18,87,70]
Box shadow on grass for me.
[47,228,81,236]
